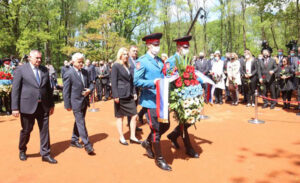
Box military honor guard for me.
[134,33,172,171]
[165,35,199,158]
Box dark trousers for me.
[244,80,257,104]
[72,106,91,147]
[214,88,223,103]
[145,108,170,143]
[282,90,292,102]
[3,93,11,112]
[19,103,50,156]
[168,123,193,148]
[262,81,276,105]
[297,78,300,105]
[97,81,110,100]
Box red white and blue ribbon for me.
[156,75,179,123]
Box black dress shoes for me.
[186,148,199,158]
[42,156,57,164]
[19,152,27,161]
[85,145,95,155]
[119,140,129,146]
[155,157,172,171]
[130,139,142,144]
[70,141,83,148]
[141,141,154,159]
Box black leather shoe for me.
[19,152,27,161]
[119,140,129,146]
[42,156,57,164]
[70,141,83,148]
[130,139,142,144]
[262,104,268,108]
[85,145,95,155]
[167,134,180,149]
[186,148,199,158]
[136,127,143,132]
[155,157,172,171]
[141,141,154,159]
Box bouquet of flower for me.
[0,69,13,97]
[168,56,204,125]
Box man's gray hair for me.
[29,50,41,56]
[72,52,85,62]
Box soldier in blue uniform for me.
[134,33,172,171]
[166,36,200,158]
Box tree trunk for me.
[297,0,300,42]
[203,0,208,54]
[270,25,278,50]
[220,0,224,54]
[241,0,247,50]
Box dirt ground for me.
[0,99,299,183]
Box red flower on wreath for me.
[190,80,196,86]
[195,79,200,85]
[262,75,266,79]
[185,66,191,73]
[184,80,191,86]
[175,77,182,88]
[190,66,195,73]
[192,73,197,80]
[183,72,190,79]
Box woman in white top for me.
[226,53,241,105]
[210,51,225,104]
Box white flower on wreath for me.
[197,105,203,112]
[187,117,195,124]
[183,100,190,108]
[185,109,192,116]
[191,109,198,115]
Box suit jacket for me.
[11,63,54,114]
[85,65,96,82]
[194,58,209,75]
[63,67,94,112]
[241,59,258,82]
[129,57,136,74]
[97,65,110,84]
[258,57,278,82]
[61,65,70,78]
[111,63,136,99]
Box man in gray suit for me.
[11,50,57,164]
[63,52,95,155]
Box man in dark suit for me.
[61,60,70,79]
[293,47,300,110]
[11,50,57,164]
[84,59,96,84]
[258,49,278,109]
[194,52,209,102]
[97,60,110,101]
[128,45,143,131]
[63,53,95,155]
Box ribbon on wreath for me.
[194,71,216,103]
[156,74,179,123]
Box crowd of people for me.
[1,35,299,171]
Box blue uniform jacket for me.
[166,53,180,70]
[134,53,164,109]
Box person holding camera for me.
[258,49,278,109]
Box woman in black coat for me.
[111,47,141,145]
[241,50,258,107]
[278,57,294,109]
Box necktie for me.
[78,70,84,85]
[35,67,40,85]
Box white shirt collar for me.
[73,66,80,72]
[29,62,39,70]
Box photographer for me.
[261,40,273,55]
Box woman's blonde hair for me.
[231,52,238,60]
[116,47,130,68]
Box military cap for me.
[173,35,192,47]
[142,33,163,44]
